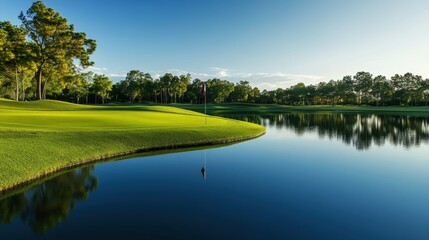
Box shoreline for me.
[170,103,429,115]
[0,131,265,195]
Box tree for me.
[419,79,429,106]
[372,75,392,106]
[123,70,151,102]
[391,73,420,105]
[337,76,356,104]
[354,71,373,105]
[159,73,173,103]
[0,21,30,101]
[19,1,96,100]
[92,74,112,104]
[64,74,90,103]
[289,83,307,105]
[184,78,203,104]
[177,74,191,103]
[230,81,252,102]
[206,78,234,103]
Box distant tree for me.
[206,78,234,103]
[152,79,162,103]
[420,79,429,106]
[64,74,91,103]
[337,76,356,104]
[125,70,140,102]
[159,73,173,103]
[92,74,112,104]
[391,73,420,105]
[229,81,252,102]
[177,74,191,103]
[289,83,307,105]
[372,75,392,106]
[354,71,373,105]
[305,85,317,105]
[248,87,260,103]
[184,78,203,104]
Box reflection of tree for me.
[0,193,26,224]
[0,166,97,233]
[222,113,429,150]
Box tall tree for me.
[0,21,29,101]
[337,76,356,104]
[19,1,96,100]
[207,78,234,103]
[125,70,146,102]
[177,74,191,103]
[92,74,112,104]
[372,75,392,106]
[159,73,173,103]
[354,71,373,105]
[230,81,252,102]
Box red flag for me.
[199,84,206,95]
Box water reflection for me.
[0,166,97,234]
[222,113,429,150]
[201,150,207,180]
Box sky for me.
[1,0,429,90]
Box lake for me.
[1,112,429,239]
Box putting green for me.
[0,99,265,191]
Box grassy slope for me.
[170,102,429,115]
[0,99,265,191]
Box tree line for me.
[103,70,429,106]
[2,2,429,106]
[266,72,429,106]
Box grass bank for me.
[0,99,265,192]
[170,103,429,116]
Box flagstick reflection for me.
[201,150,207,180]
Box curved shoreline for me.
[0,131,265,195]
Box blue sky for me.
[2,0,429,90]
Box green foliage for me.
[0,21,31,101]
[19,1,96,100]
[92,74,112,104]
[207,78,234,103]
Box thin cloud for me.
[109,73,127,78]
[82,66,126,79]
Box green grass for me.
[0,99,265,192]
[170,102,429,116]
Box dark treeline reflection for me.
[0,166,97,234]
[222,113,429,150]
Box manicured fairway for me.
[0,99,265,191]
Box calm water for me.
[2,113,429,239]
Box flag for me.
[199,84,206,95]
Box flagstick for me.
[204,86,207,125]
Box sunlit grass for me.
[0,99,265,191]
